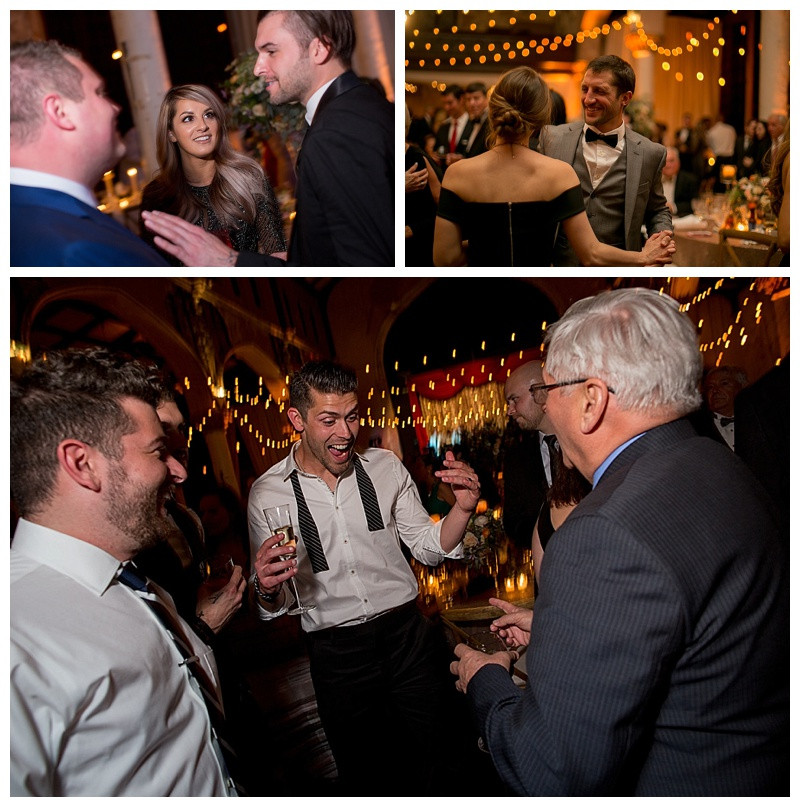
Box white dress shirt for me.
[582,121,627,188]
[248,445,463,632]
[713,412,736,450]
[304,76,337,126]
[11,519,230,796]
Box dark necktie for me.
[116,563,237,793]
[543,434,560,485]
[585,128,618,147]
[288,470,329,574]
[449,121,457,153]
[117,564,223,717]
[352,455,385,532]
[288,456,385,574]
[719,416,734,427]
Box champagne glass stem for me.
[288,576,305,609]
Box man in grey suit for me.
[452,288,788,796]
[538,55,672,266]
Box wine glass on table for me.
[263,503,316,615]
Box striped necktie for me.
[352,455,384,531]
[289,470,329,574]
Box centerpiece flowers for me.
[221,50,307,161]
[462,509,506,570]
[727,174,773,229]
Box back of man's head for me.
[10,40,84,147]
[289,359,358,418]
[544,288,702,418]
[11,347,166,518]
[258,10,355,67]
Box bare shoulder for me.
[537,154,580,196]
[440,153,486,195]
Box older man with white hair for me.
[452,288,788,796]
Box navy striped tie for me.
[288,470,329,574]
[352,455,384,532]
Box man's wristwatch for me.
[253,575,282,603]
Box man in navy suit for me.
[452,289,788,796]
[142,11,393,267]
[10,41,166,267]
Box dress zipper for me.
[508,202,514,267]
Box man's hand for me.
[196,565,246,633]
[450,642,517,694]
[254,532,298,595]
[488,596,533,649]
[141,210,238,267]
[436,449,481,513]
[405,162,428,193]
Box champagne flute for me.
[263,503,316,615]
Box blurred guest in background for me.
[661,146,700,218]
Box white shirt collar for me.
[10,167,98,209]
[305,77,338,126]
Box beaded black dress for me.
[436,184,584,267]
[141,176,285,266]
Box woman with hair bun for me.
[140,84,286,265]
[433,66,675,267]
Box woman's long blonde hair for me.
[146,84,265,227]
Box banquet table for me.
[672,229,782,267]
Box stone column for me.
[353,10,395,101]
[110,11,172,184]
[759,10,790,117]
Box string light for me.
[405,11,739,85]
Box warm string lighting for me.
[182,278,782,453]
[406,11,740,86]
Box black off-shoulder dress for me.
[436,184,584,267]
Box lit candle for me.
[516,572,528,590]
[102,170,115,201]
[721,164,736,181]
[476,499,488,514]
[504,577,515,593]
[126,167,139,195]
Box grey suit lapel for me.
[624,130,644,244]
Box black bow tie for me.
[585,129,618,147]
[718,416,734,427]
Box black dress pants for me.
[305,600,465,795]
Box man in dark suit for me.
[661,146,699,218]
[433,85,471,169]
[689,365,748,451]
[143,11,393,267]
[10,40,167,267]
[452,288,788,796]
[463,82,490,158]
[538,55,672,266]
[501,361,554,548]
[735,356,789,544]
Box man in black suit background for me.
[463,82,490,158]
[689,365,748,451]
[451,288,788,796]
[501,361,554,548]
[433,85,471,170]
[661,146,699,218]
[143,11,393,267]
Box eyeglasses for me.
[529,378,615,405]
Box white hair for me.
[544,288,702,417]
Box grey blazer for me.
[538,122,672,252]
